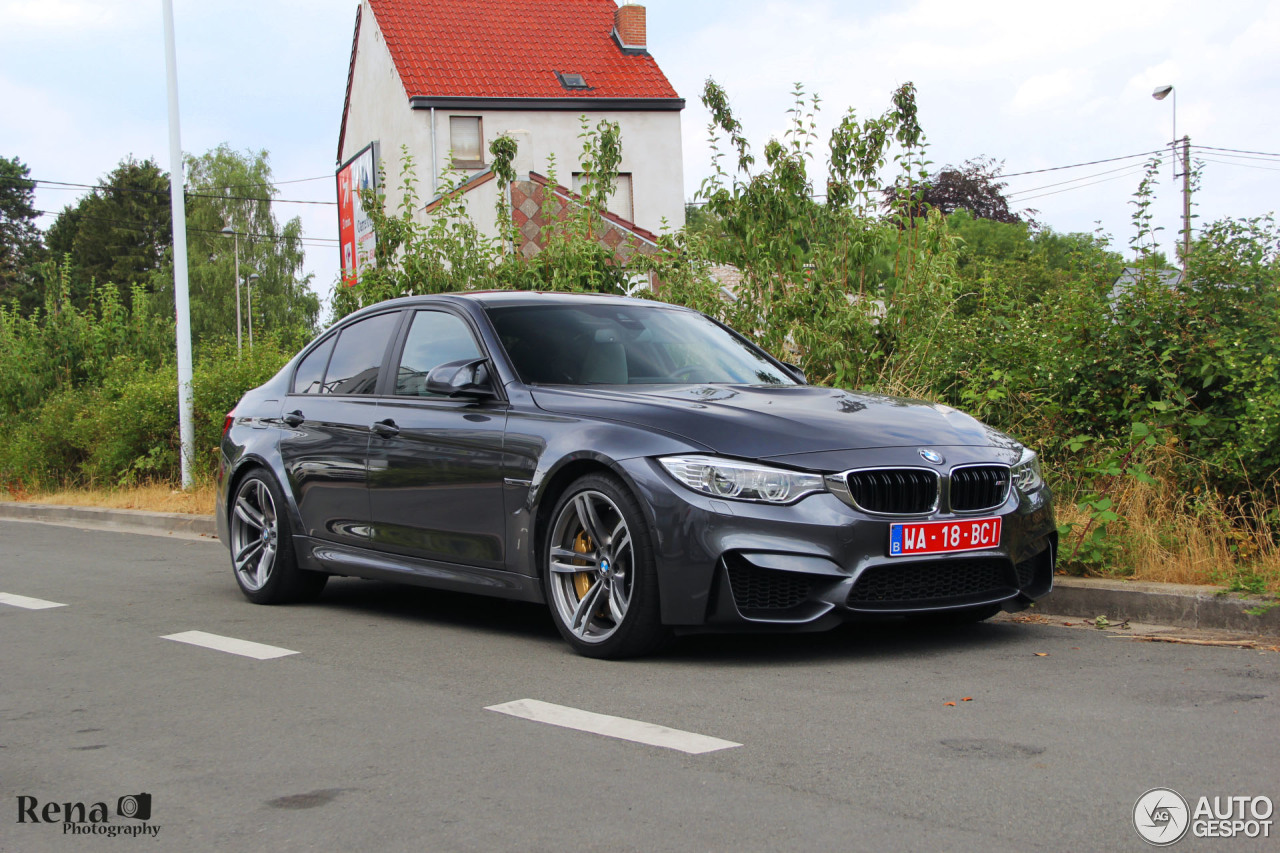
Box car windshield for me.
[485,302,798,387]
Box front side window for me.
[449,116,483,167]
[395,311,484,396]
[321,312,401,395]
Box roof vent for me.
[614,2,647,52]
[556,71,590,90]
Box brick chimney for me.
[614,2,646,51]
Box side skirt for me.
[294,536,546,604]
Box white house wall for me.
[341,2,435,214]
[428,109,685,234]
[340,1,686,237]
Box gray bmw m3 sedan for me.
[216,291,1056,658]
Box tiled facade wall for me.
[509,180,658,263]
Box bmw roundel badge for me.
[919,449,945,465]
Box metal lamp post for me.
[1152,84,1191,273]
[245,273,259,350]
[221,225,243,353]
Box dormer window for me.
[556,71,589,90]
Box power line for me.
[1004,162,1154,199]
[209,174,334,190]
[1192,144,1280,159]
[999,149,1167,179]
[1012,168,1150,203]
[1196,157,1280,174]
[1190,148,1280,164]
[3,175,336,206]
[33,209,339,246]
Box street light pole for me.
[163,0,195,489]
[221,225,243,353]
[1152,85,1190,274]
[246,273,259,349]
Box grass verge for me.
[2,482,217,516]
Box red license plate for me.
[889,517,1002,557]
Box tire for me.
[228,470,328,604]
[542,473,669,659]
[906,602,1002,627]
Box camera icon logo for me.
[116,793,152,821]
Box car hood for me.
[529,385,1013,459]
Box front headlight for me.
[1011,447,1043,493]
[659,455,826,504]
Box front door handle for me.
[372,418,400,438]
[283,410,305,427]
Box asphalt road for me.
[1,520,1277,852]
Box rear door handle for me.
[372,418,400,438]
[283,410,305,427]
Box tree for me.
[174,144,319,345]
[887,157,1034,225]
[45,157,173,307]
[44,148,319,344]
[0,155,44,310]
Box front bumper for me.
[618,456,1057,631]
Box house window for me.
[449,116,484,168]
[573,172,633,222]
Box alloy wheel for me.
[230,477,280,593]
[547,490,635,644]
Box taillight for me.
[223,410,236,436]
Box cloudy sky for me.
[3,0,1277,302]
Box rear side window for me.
[395,311,483,396]
[320,312,401,395]
[292,336,335,395]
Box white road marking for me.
[0,592,67,610]
[486,698,742,755]
[162,631,298,660]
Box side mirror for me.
[425,357,497,398]
[782,362,808,384]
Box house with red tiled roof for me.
[337,0,685,279]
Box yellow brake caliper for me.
[572,531,594,600]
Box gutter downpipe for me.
[430,107,439,198]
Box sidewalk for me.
[2,502,1276,636]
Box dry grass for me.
[5,482,217,516]
[1058,477,1280,594]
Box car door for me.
[365,308,509,570]
[279,309,404,547]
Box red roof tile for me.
[367,0,680,101]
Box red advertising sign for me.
[336,143,378,287]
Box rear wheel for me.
[229,470,328,604]
[543,474,668,658]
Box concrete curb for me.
[0,502,217,538]
[2,502,1276,636]
[1036,576,1280,637]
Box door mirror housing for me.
[782,362,808,384]
[425,357,497,398]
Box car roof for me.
[342,290,691,318]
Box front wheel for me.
[543,474,669,659]
[229,470,328,604]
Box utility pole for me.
[1181,135,1191,275]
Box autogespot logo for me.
[1134,788,1191,846]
